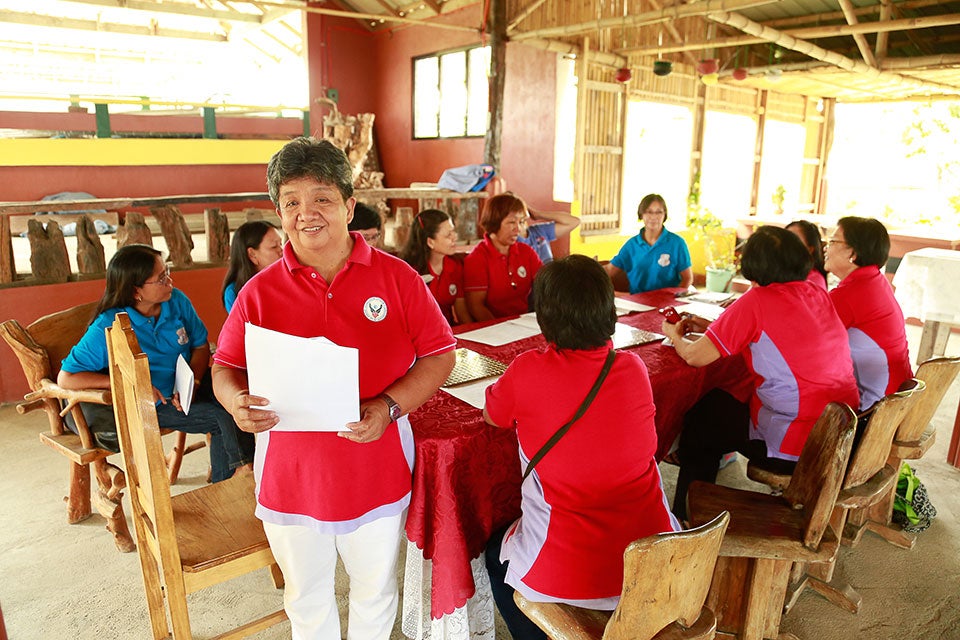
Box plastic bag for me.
[892,463,937,533]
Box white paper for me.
[614,297,655,315]
[244,323,359,432]
[441,376,500,409]
[457,318,542,347]
[687,291,733,304]
[675,300,726,322]
[175,354,194,416]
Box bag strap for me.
[522,349,616,480]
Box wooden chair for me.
[687,402,857,640]
[845,356,960,550]
[1,303,203,552]
[514,511,729,640]
[106,312,286,639]
[784,379,924,615]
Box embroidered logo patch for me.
[449,284,458,296]
[176,327,189,345]
[517,266,528,278]
[363,296,388,322]
[658,253,671,267]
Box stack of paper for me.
[456,314,542,347]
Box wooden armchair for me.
[106,312,286,639]
[687,402,857,640]
[785,379,924,614]
[845,356,960,550]
[514,511,730,640]
[1,303,203,553]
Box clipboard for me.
[443,348,508,387]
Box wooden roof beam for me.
[521,37,625,68]
[646,0,699,68]
[706,11,960,97]
[509,0,778,41]
[244,0,479,32]
[876,0,892,61]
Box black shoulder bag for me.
[522,349,616,480]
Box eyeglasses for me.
[643,209,666,216]
[143,268,173,286]
[827,239,848,247]
[360,231,381,244]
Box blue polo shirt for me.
[223,281,238,313]
[61,288,208,397]
[518,222,557,263]
[610,228,691,293]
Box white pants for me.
[263,512,405,640]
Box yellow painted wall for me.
[1,138,286,166]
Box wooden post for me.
[202,107,217,139]
[95,103,111,139]
[205,208,230,263]
[76,215,106,274]
[484,0,506,173]
[0,214,14,284]
[749,90,769,217]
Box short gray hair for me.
[266,137,354,205]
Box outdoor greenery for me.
[687,171,737,271]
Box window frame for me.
[411,44,490,140]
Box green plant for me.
[686,201,735,271]
[772,184,786,214]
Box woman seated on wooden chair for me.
[661,226,861,520]
[58,244,253,482]
[483,255,682,640]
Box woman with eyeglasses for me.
[348,201,385,248]
[824,216,912,411]
[464,193,542,321]
[399,208,472,325]
[222,220,283,313]
[604,194,693,293]
[57,244,252,482]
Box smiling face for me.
[276,176,355,262]
[426,219,458,256]
[248,227,283,271]
[824,225,857,280]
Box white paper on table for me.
[675,300,726,322]
[175,354,194,416]
[614,297,655,315]
[441,376,501,409]
[457,318,542,347]
[511,312,541,330]
[244,322,359,432]
[687,291,733,304]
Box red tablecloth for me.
[405,289,751,618]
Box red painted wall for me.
[0,267,227,403]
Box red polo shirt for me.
[464,236,541,318]
[215,235,455,533]
[428,255,466,325]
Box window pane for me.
[439,50,467,137]
[758,120,805,216]
[700,111,756,224]
[466,46,490,136]
[414,57,439,138]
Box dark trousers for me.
[484,526,548,640]
[64,370,254,483]
[672,389,796,520]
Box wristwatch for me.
[380,393,402,422]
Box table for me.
[402,289,751,639]
[892,248,960,468]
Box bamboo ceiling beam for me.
[507,0,548,32]
[706,11,960,97]
[645,0,698,68]
[235,0,480,32]
[837,0,876,68]
[762,0,943,30]
[890,1,934,56]
[59,0,263,23]
[0,9,228,41]
[521,37,626,68]
[509,0,778,42]
[620,13,960,56]
[881,53,960,69]
[876,0,892,61]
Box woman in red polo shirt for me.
[399,208,472,325]
[825,216,912,411]
[465,193,542,320]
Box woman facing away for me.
[785,219,828,290]
[399,208,472,325]
[222,220,283,313]
[484,254,681,639]
[604,193,693,293]
[58,244,253,482]
[825,216,912,411]
[661,226,859,520]
[464,193,542,321]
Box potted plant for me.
[687,175,737,292]
[772,184,786,215]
